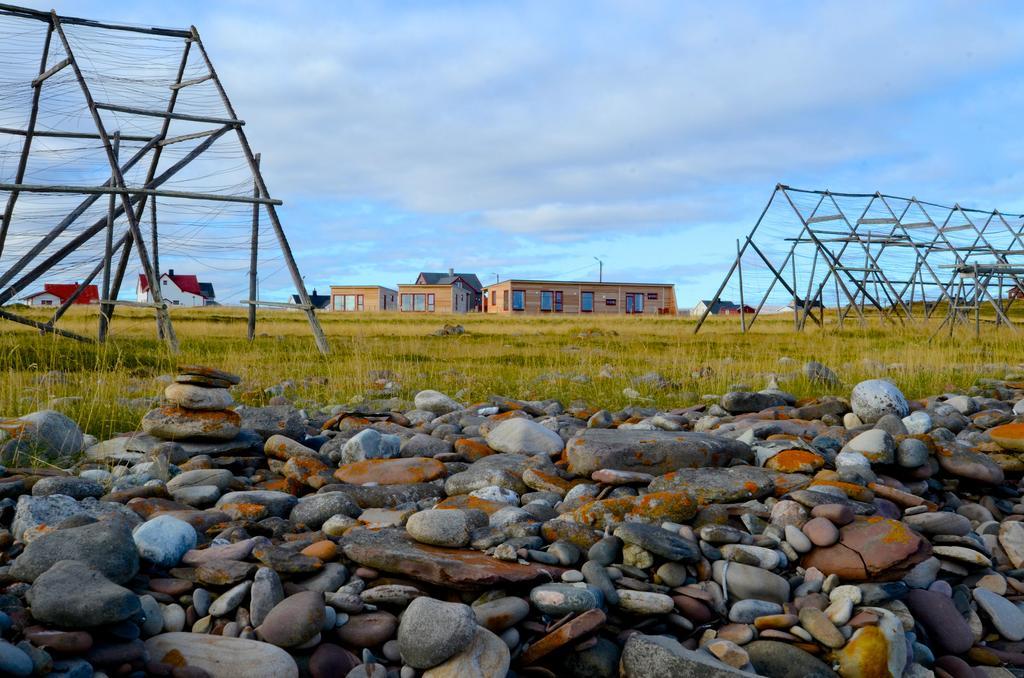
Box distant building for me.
[327,285,398,312]
[290,288,332,310]
[22,283,99,307]
[483,280,677,315]
[137,270,215,307]
[692,299,745,316]
[413,269,483,311]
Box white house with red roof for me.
[136,270,216,307]
[22,283,100,307]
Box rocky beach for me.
[0,364,1022,677]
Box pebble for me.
[397,597,477,669]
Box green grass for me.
[1,305,1023,440]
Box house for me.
[290,288,331,310]
[137,270,215,307]
[413,269,483,311]
[22,283,99,307]
[327,285,397,312]
[398,281,474,313]
[692,299,742,316]
[482,280,677,315]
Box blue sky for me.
[34,1,1024,304]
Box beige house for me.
[328,285,398,312]
[482,279,677,315]
[397,282,474,313]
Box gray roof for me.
[417,272,482,292]
[292,292,331,309]
[198,282,215,299]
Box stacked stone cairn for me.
[0,369,1022,676]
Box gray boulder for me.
[566,429,752,476]
[12,494,141,542]
[413,390,461,415]
[620,634,752,677]
[485,418,564,456]
[27,560,141,628]
[850,379,909,424]
[0,410,83,463]
[11,517,139,583]
[397,597,477,669]
[238,405,306,441]
[289,492,360,528]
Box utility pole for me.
[594,257,603,282]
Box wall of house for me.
[27,293,60,307]
[329,287,398,312]
[483,281,676,315]
[397,284,472,313]
[137,279,205,307]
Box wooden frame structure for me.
[0,4,329,354]
[695,184,1024,336]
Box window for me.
[40,299,52,306]
[503,290,509,311]
[334,294,364,311]
[401,294,413,311]
[605,298,617,306]
[581,291,594,312]
[512,289,525,311]
[427,293,435,312]
[414,294,426,311]
[647,292,659,300]
[554,291,563,312]
[625,293,645,314]
[491,290,497,306]
[540,290,553,311]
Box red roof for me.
[138,273,204,297]
[27,283,99,304]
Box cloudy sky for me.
[35,1,1024,303]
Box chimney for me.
[448,267,455,277]
[312,288,317,296]
[168,268,174,276]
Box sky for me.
[26,1,1024,304]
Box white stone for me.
[485,418,564,456]
[413,390,461,415]
[132,514,197,567]
[850,379,909,424]
[469,486,519,504]
[902,411,933,435]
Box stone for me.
[620,634,750,677]
[903,511,971,536]
[566,429,752,476]
[161,603,186,633]
[614,523,700,562]
[30,476,103,499]
[398,596,477,669]
[746,640,838,678]
[999,521,1024,568]
[139,594,163,637]
[649,466,776,504]
[238,404,306,441]
[0,410,83,463]
[132,514,197,567]
[935,442,1004,484]
[0,640,33,677]
[334,611,398,648]
[712,560,789,604]
[334,457,446,485]
[897,438,930,468]
[728,599,782,623]
[422,626,510,678]
[177,364,241,384]
[142,406,241,441]
[843,429,895,464]
[27,561,140,628]
[520,608,607,665]
[309,643,360,678]
[340,429,402,465]
[216,490,298,518]
[850,379,910,424]
[801,516,931,581]
[617,590,674,614]
[563,491,699,530]
[165,383,234,410]
[833,608,906,678]
[167,468,234,493]
[905,589,973,655]
[414,389,461,414]
[530,583,601,615]
[12,492,141,542]
[473,597,530,632]
[485,418,564,456]
[258,591,325,648]
[342,528,562,589]
[798,607,845,648]
[801,517,839,547]
[145,632,298,678]
[720,391,787,414]
[987,422,1024,451]
[12,517,139,583]
[973,588,1024,641]
[804,361,839,385]
[209,581,252,617]
[406,509,471,548]
[290,491,361,528]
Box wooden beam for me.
[170,74,212,90]
[0,4,191,38]
[31,57,69,86]
[0,308,93,342]
[0,183,283,206]
[0,126,154,142]
[240,299,312,310]
[158,127,225,147]
[94,102,243,126]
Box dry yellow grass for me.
[1,304,1022,440]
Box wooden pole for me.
[0,23,51,259]
[736,238,746,333]
[191,27,329,355]
[99,132,118,342]
[248,153,260,342]
[50,11,178,351]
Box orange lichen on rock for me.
[765,449,825,474]
[522,467,574,494]
[563,491,697,530]
[219,502,268,521]
[834,624,890,678]
[333,457,447,485]
[434,495,508,515]
[453,438,496,461]
[987,422,1024,452]
[301,540,338,561]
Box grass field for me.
[2,305,1023,440]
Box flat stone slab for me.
[565,430,753,476]
[85,430,263,460]
[341,528,564,590]
[145,632,297,678]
